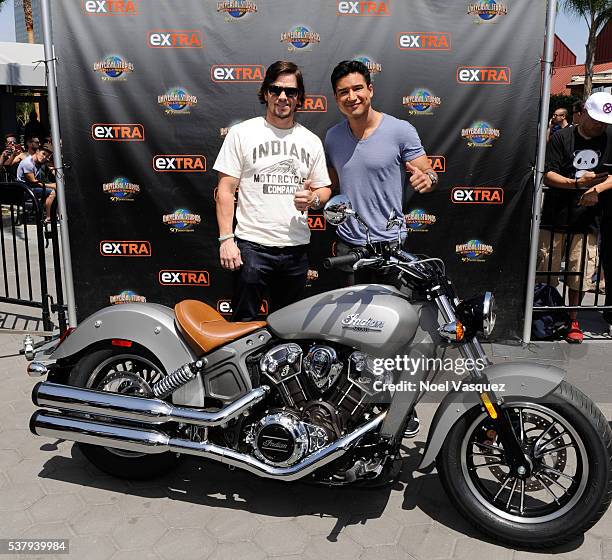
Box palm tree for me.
[561,1,612,98]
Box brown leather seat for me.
[174,300,267,354]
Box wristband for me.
[218,233,234,242]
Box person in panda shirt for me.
[538,91,612,342]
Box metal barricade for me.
[0,181,66,336]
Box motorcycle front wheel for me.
[68,347,180,479]
[437,380,612,548]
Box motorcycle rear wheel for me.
[437,381,612,548]
[68,348,180,480]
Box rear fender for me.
[418,361,565,470]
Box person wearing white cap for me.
[537,91,612,342]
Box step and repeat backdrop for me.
[52,0,545,340]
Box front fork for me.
[436,294,533,478]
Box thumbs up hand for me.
[405,161,435,193]
[294,179,316,212]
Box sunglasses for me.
[268,85,299,98]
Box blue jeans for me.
[232,238,308,321]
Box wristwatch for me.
[425,171,438,186]
[310,193,321,209]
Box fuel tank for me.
[266,285,420,356]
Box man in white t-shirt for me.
[214,61,332,321]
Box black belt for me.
[236,238,307,255]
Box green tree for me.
[562,1,612,98]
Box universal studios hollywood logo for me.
[102,177,140,201]
[158,87,198,115]
[217,0,258,21]
[281,26,321,51]
[461,121,500,148]
[93,55,134,81]
[162,209,201,233]
[109,290,146,305]
[405,209,436,233]
[467,1,508,23]
[402,89,441,116]
[456,239,494,262]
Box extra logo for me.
[405,209,436,233]
[461,121,500,147]
[147,30,203,48]
[102,177,140,201]
[82,0,138,15]
[402,89,442,116]
[217,299,268,316]
[308,214,326,230]
[162,209,201,233]
[159,270,210,286]
[153,155,206,172]
[280,26,321,51]
[158,88,198,115]
[457,66,510,84]
[353,55,382,75]
[211,64,265,82]
[397,32,451,51]
[456,239,494,262]
[428,155,446,173]
[467,1,508,23]
[337,1,390,16]
[297,95,327,113]
[92,124,144,141]
[109,290,146,305]
[100,241,151,257]
[217,0,258,21]
[451,187,504,204]
[92,55,134,81]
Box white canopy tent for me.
[0,41,45,87]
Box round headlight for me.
[482,292,496,337]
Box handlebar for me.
[323,247,370,269]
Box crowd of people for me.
[539,92,612,342]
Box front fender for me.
[418,361,566,470]
[51,303,199,374]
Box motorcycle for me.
[25,195,612,548]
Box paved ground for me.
[0,332,611,560]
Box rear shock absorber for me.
[152,359,206,399]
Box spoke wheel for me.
[437,381,612,548]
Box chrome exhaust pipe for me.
[30,410,386,481]
[32,382,269,427]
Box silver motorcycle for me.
[26,195,612,548]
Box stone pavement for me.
[0,331,611,560]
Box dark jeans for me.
[232,238,308,321]
[335,239,402,288]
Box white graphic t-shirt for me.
[213,117,330,247]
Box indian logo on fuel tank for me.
[147,30,203,48]
[159,270,210,286]
[217,299,268,316]
[211,64,265,82]
[153,155,206,172]
[92,55,134,81]
[337,1,390,16]
[297,95,327,113]
[353,55,382,75]
[109,290,146,305]
[403,89,442,116]
[397,32,451,51]
[217,0,258,21]
[461,121,500,147]
[280,26,320,51]
[467,1,508,23]
[162,209,201,233]
[457,66,511,84]
[158,87,198,115]
[102,177,140,201]
[456,239,494,262]
[100,241,151,257]
[92,124,144,141]
[82,0,138,15]
[405,209,436,233]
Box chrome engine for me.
[247,343,386,467]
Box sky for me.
[0,2,592,63]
